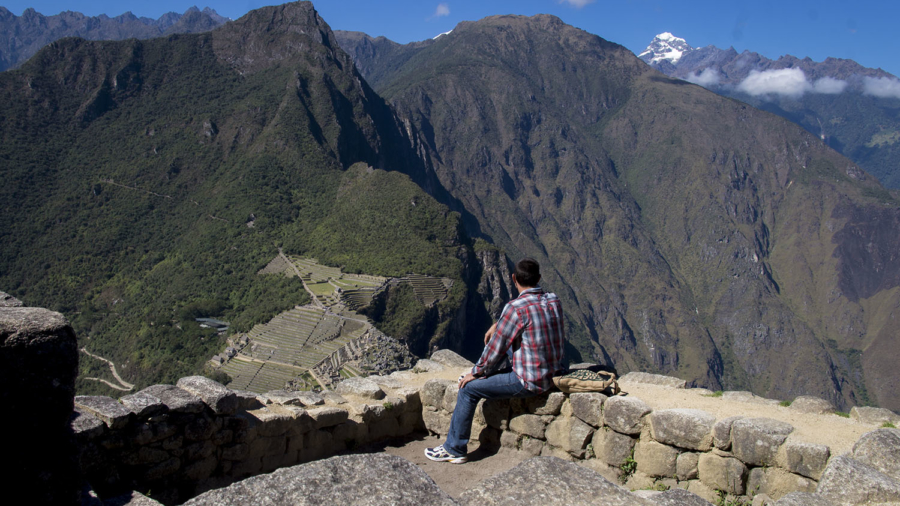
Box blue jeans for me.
[443,371,536,457]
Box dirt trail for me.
[81,347,134,391]
[279,248,324,309]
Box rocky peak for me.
[638,32,693,64]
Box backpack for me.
[552,368,621,395]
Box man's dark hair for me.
[514,258,541,287]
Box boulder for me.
[443,383,459,412]
[421,379,453,408]
[141,384,205,413]
[772,492,837,506]
[620,371,686,389]
[526,391,566,416]
[731,418,794,466]
[788,396,834,415]
[177,376,238,414]
[676,452,700,481]
[634,440,680,478]
[779,441,830,480]
[0,290,23,307]
[569,392,606,426]
[591,427,636,467]
[649,409,715,451]
[184,454,456,505]
[413,358,445,372]
[649,488,715,506]
[120,390,168,417]
[603,396,652,435]
[850,406,900,425]
[747,467,817,501]
[430,349,475,368]
[723,391,779,406]
[335,377,385,400]
[1,306,79,505]
[545,416,594,457]
[457,457,654,506]
[698,453,747,495]
[817,455,900,505]
[850,428,900,481]
[712,416,744,450]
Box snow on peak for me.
[639,32,693,64]
[433,29,452,40]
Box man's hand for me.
[484,322,498,345]
[458,372,478,389]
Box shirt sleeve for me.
[472,303,521,377]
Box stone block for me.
[570,392,606,427]
[141,385,205,414]
[676,452,700,481]
[367,374,406,389]
[145,457,181,481]
[184,455,218,482]
[413,358,445,372]
[500,430,520,449]
[625,471,656,491]
[481,398,510,429]
[369,416,401,440]
[712,416,744,450]
[634,440,680,478]
[526,391,566,416]
[177,376,238,415]
[184,414,216,442]
[685,480,719,504]
[592,428,636,467]
[262,390,303,406]
[335,377,386,399]
[577,459,624,484]
[509,413,546,439]
[545,416,594,457]
[541,445,575,461]
[649,408,715,451]
[722,391,779,406]
[220,443,248,461]
[229,456,263,479]
[430,349,475,368]
[851,428,900,481]
[772,492,837,506]
[747,467,816,501]
[231,389,265,411]
[521,437,544,457]
[301,429,334,462]
[731,417,793,466]
[121,446,170,466]
[698,453,747,495]
[850,406,900,425]
[393,387,422,412]
[399,411,423,433]
[246,407,295,437]
[211,429,233,446]
[421,379,453,408]
[332,420,367,447]
[75,396,133,429]
[185,440,215,461]
[307,407,349,429]
[620,371,686,389]
[70,409,106,440]
[423,408,452,436]
[247,435,286,462]
[779,441,830,480]
[650,488,713,506]
[120,391,168,418]
[787,396,834,415]
[442,383,459,413]
[603,396,651,435]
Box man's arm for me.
[472,305,520,378]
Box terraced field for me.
[402,274,453,307]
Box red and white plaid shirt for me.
[472,286,566,393]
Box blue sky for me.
[4,0,899,77]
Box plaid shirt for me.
[472,286,566,393]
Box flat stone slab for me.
[788,396,834,415]
[430,349,475,368]
[649,408,715,451]
[0,290,23,307]
[177,376,238,415]
[850,406,900,425]
[231,389,265,410]
[335,377,385,399]
[296,391,325,406]
[306,407,349,429]
[649,488,714,506]
[731,417,794,466]
[413,359,445,373]
[263,390,305,406]
[119,391,167,417]
[184,454,456,505]
[851,428,900,482]
[621,372,686,389]
[723,391,779,406]
[816,455,900,505]
[74,395,132,429]
[781,441,830,480]
[367,375,406,389]
[69,408,106,439]
[603,396,651,435]
[320,391,348,404]
[141,385,205,413]
[458,457,654,506]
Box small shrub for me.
[383,401,394,411]
[835,411,850,418]
[882,421,897,428]
[779,400,792,407]
[619,449,637,484]
[704,390,724,398]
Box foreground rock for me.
[458,457,654,506]
[0,306,79,504]
[184,454,456,505]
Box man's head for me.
[513,258,541,288]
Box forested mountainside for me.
[0,6,228,72]
[0,2,489,394]
[337,17,900,412]
[636,33,900,190]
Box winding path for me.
[278,248,324,309]
[80,347,134,391]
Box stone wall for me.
[419,373,886,505]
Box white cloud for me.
[559,0,597,8]
[812,76,848,94]
[685,68,721,88]
[736,68,848,99]
[433,3,450,18]
[863,76,900,99]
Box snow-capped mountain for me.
[638,32,693,64]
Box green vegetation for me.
[716,490,750,506]
[779,400,792,407]
[835,411,851,418]
[619,449,637,484]
[882,421,896,428]
[704,391,724,398]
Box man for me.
[425,258,566,463]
